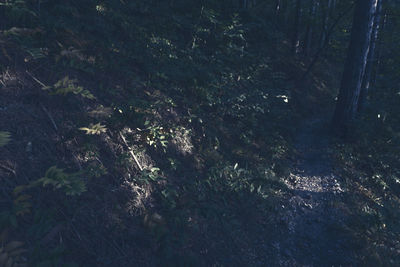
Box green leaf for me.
[0,132,11,147]
[79,123,107,135]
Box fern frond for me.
[79,123,107,135]
[34,166,87,196]
[0,132,11,147]
[44,76,95,99]
[0,231,27,267]
[13,194,32,217]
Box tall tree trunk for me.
[275,0,281,18]
[284,0,293,30]
[358,0,383,112]
[320,0,333,49]
[332,0,378,135]
[303,0,317,56]
[291,0,302,56]
[241,0,247,9]
[372,10,387,87]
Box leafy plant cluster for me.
[0,0,300,265]
[333,95,400,265]
[0,131,11,147]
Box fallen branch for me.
[0,163,16,177]
[40,103,58,132]
[25,70,47,88]
[119,131,143,171]
[25,71,58,131]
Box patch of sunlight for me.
[88,105,112,119]
[276,95,289,103]
[96,5,106,13]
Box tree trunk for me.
[275,0,281,17]
[303,0,317,56]
[372,10,387,87]
[320,0,333,49]
[291,0,302,56]
[358,0,383,112]
[332,0,378,135]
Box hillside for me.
[0,1,399,266]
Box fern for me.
[0,191,33,228]
[0,230,27,267]
[0,132,11,147]
[79,123,107,135]
[43,76,95,100]
[33,166,87,196]
[13,194,32,217]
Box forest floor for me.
[1,15,399,263]
[1,63,399,266]
[275,113,359,266]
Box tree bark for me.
[291,0,302,56]
[371,10,387,87]
[358,0,383,112]
[303,0,317,56]
[332,0,378,136]
[275,0,281,18]
[320,0,333,49]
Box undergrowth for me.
[0,1,295,265]
[0,0,398,265]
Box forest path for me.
[277,114,357,266]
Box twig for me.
[25,70,47,88]
[40,103,58,132]
[0,163,16,177]
[25,71,58,132]
[119,131,143,171]
[40,223,64,245]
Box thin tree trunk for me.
[358,0,383,112]
[301,5,354,81]
[320,0,333,49]
[284,0,292,30]
[275,0,281,18]
[291,0,302,56]
[303,0,317,56]
[332,0,378,136]
[371,10,387,87]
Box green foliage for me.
[333,113,400,265]
[140,167,162,184]
[143,122,169,150]
[13,194,32,217]
[86,162,108,178]
[0,131,11,147]
[43,77,95,99]
[32,166,87,196]
[0,187,32,229]
[79,123,107,135]
[0,0,38,27]
[2,0,386,265]
[0,231,27,267]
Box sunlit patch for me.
[276,95,289,103]
[170,126,193,155]
[88,105,113,119]
[96,5,106,13]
